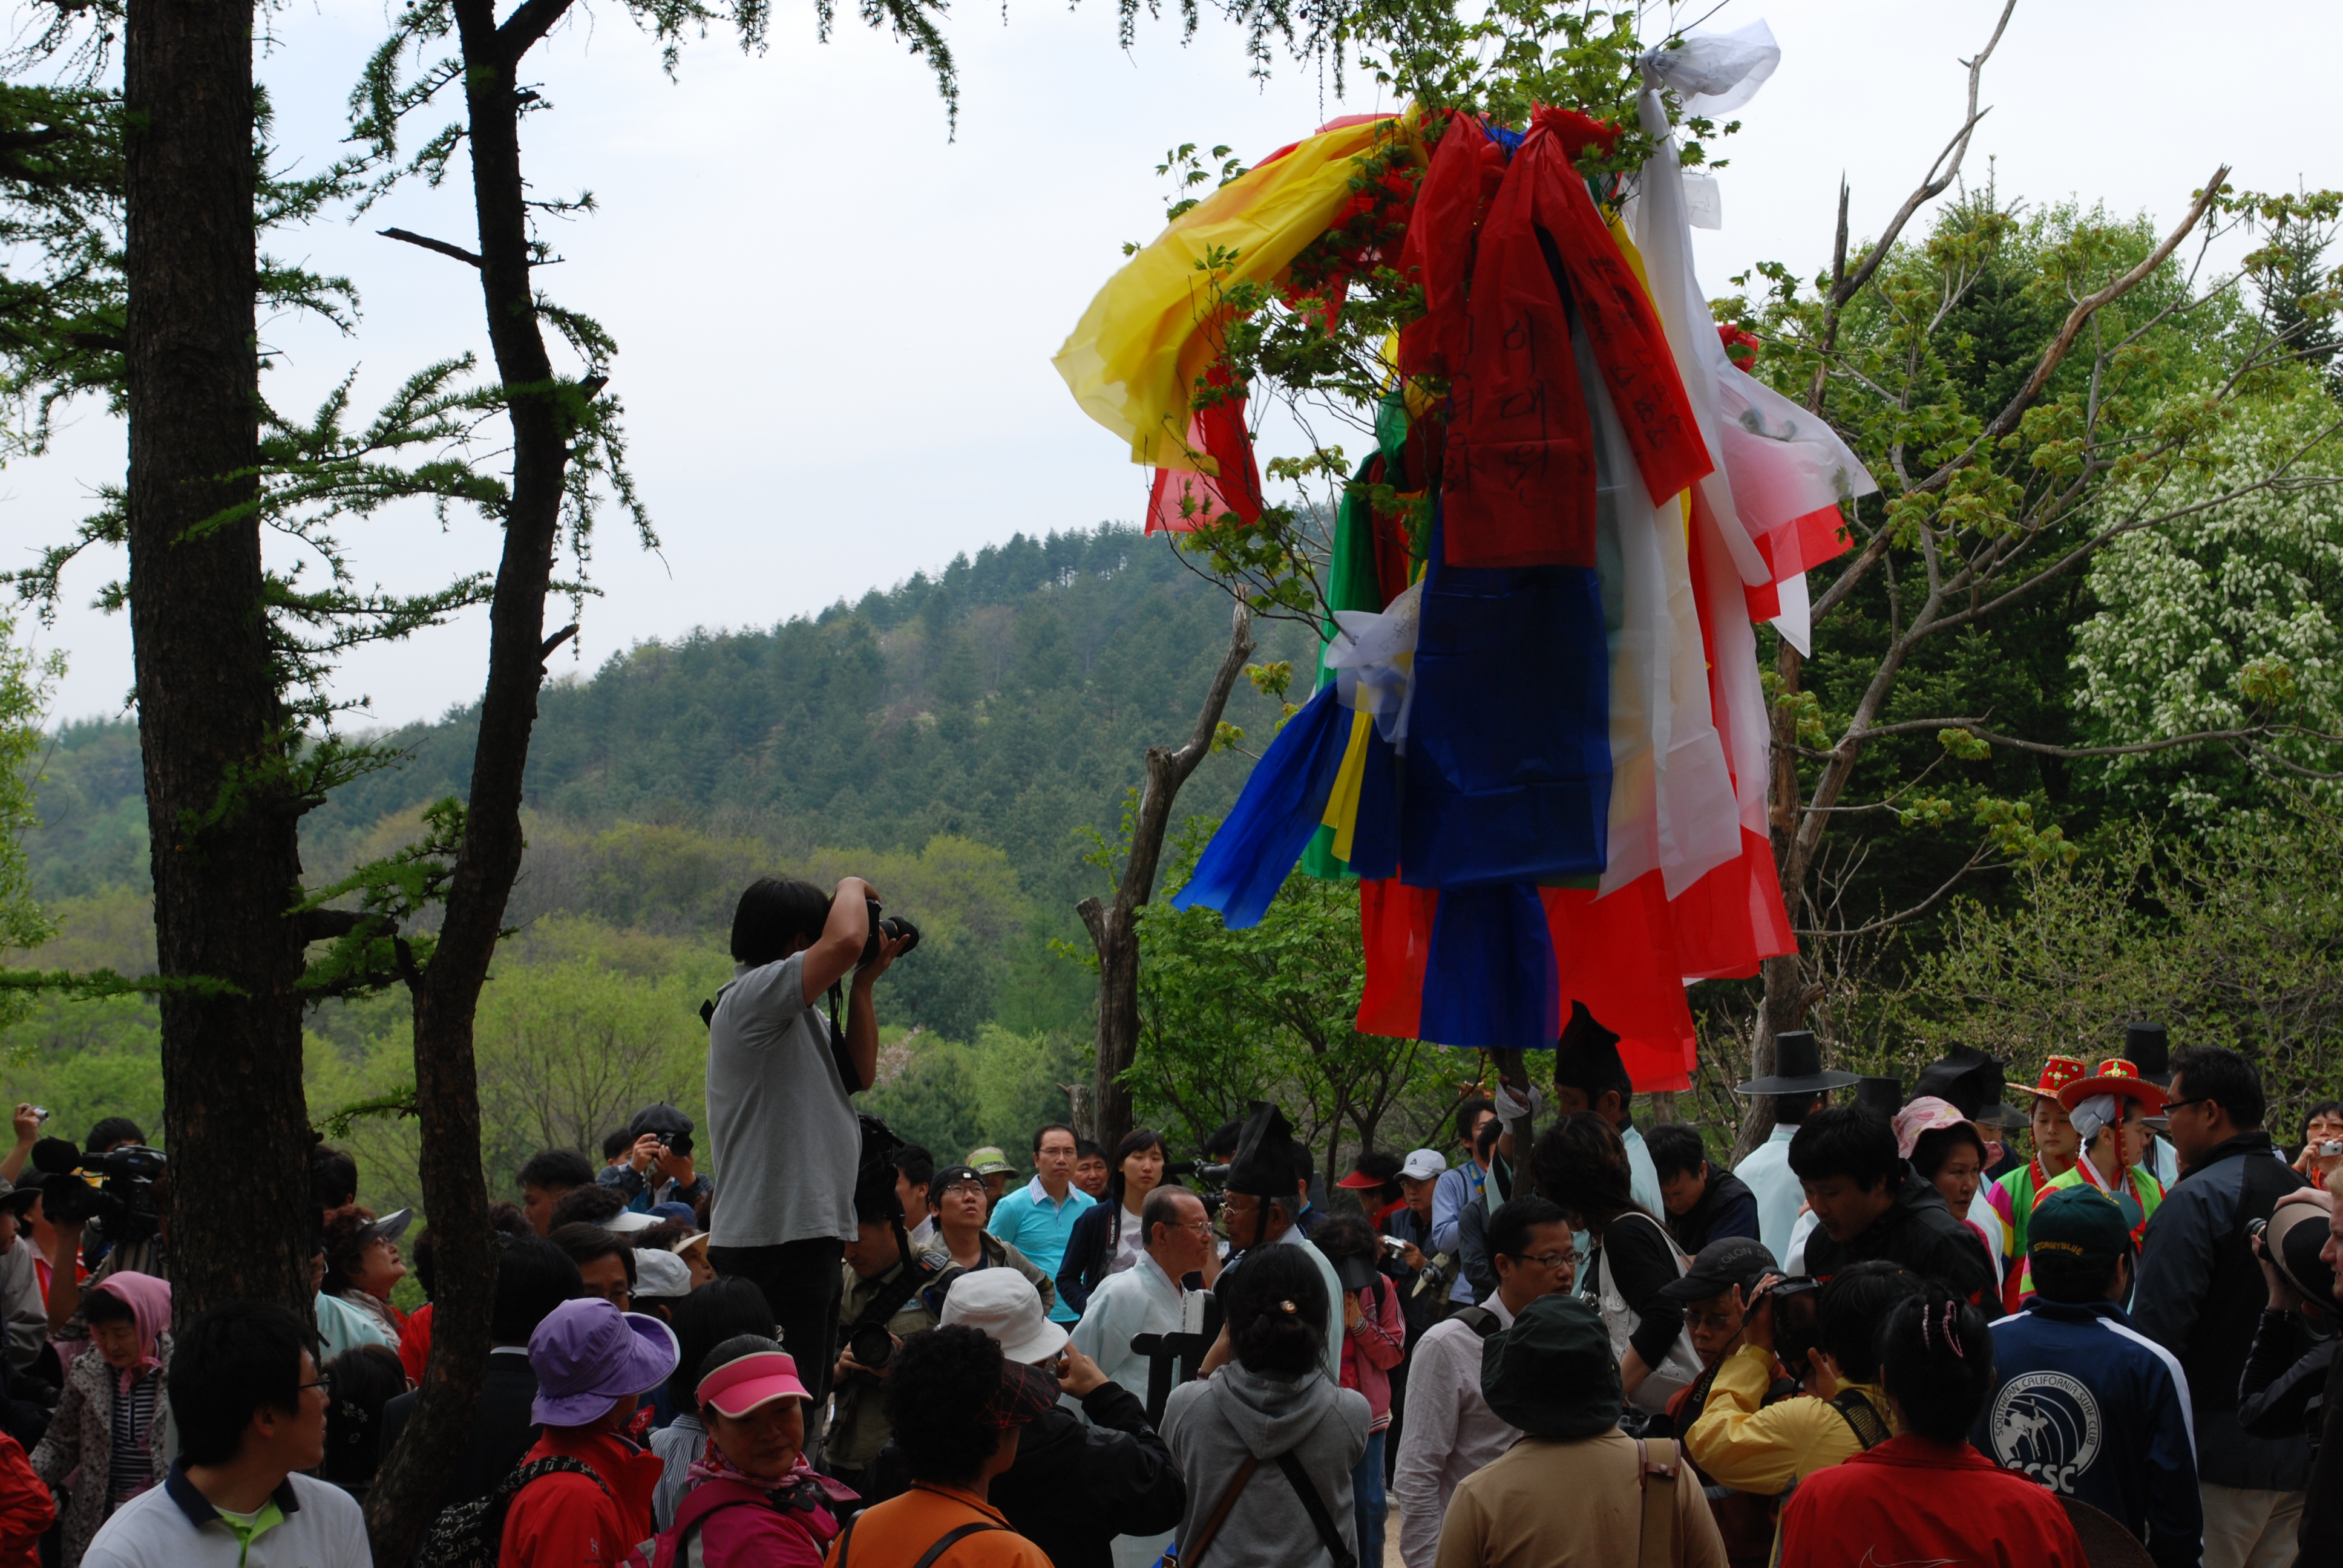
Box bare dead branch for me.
[378,227,481,267]
[1797,839,1998,939]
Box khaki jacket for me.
[1434,1429,1728,1568]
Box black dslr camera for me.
[847,898,920,967]
[30,1138,166,1245]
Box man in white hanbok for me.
[1069,1183,1214,1568]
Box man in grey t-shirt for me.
[705,873,909,1428]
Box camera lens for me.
[850,1325,893,1370]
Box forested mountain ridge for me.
[5,525,1320,1190]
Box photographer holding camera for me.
[828,1160,958,1497]
[704,875,912,1437]
[597,1103,712,1215]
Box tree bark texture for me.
[1083,603,1253,1155]
[365,0,585,1556]
[123,0,316,1324]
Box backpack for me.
[1826,1388,1891,1451]
[416,1454,612,1568]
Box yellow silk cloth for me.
[1054,114,1420,472]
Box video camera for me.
[29,1138,166,1244]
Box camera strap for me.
[848,1255,937,1341]
[826,983,863,1093]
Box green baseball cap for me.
[2028,1184,2133,1293]
[966,1146,1015,1176]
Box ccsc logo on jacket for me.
[1988,1370,2103,1493]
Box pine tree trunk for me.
[364,2,589,1556]
[123,0,316,1324]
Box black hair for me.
[410,1227,436,1301]
[1224,1244,1328,1379]
[1818,1261,1920,1384]
[886,1324,1010,1485]
[695,1333,790,1416]
[1139,1183,1196,1249]
[1485,1194,1570,1262]
[492,1235,587,1345]
[1289,1143,1316,1187]
[1877,1282,1996,1445]
[310,1146,358,1210]
[667,1278,779,1413]
[81,1287,136,1327]
[1032,1123,1077,1155]
[639,1218,693,1253]
[1348,1151,1404,1207]
[519,1149,595,1193]
[603,1128,635,1162]
[1772,1092,1826,1127]
[320,1343,407,1488]
[2170,1045,2266,1131]
[1311,1213,1380,1271]
[730,877,831,969]
[1075,1138,1104,1160]
[1452,1097,1497,1146]
[1205,1120,1244,1161]
[169,1302,321,1467]
[1788,1106,1901,1193]
[1107,1128,1168,1207]
[548,1183,629,1230]
[896,1145,937,1191]
[87,1117,144,1154]
[488,1200,532,1237]
[1529,1113,1643,1235]
[1474,1116,1503,1161]
[1909,1123,1988,1181]
[549,1221,637,1289]
[1643,1124,1708,1184]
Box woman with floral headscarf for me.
[30,1271,172,1567]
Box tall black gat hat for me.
[1553,1002,1627,1094]
[1854,1075,1903,1119]
[1912,1045,2020,1129]
[2124,1023,2173,1086]
[1734,1031,1859,1097]
[1227,1102,1304,1201]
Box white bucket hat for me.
[939,1267,1068,1364]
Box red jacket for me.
[1776,1435,2085,1568]
[0,1432,50,1568]
[500,1425,665,1568]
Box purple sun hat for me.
[528,1296,680,1426]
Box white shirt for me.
[1109,1205,1147,1276]
[1734,1125,1804,1264]
[1392,1294,1521,1568]
[1070,1253,1185,1402]
[82,1467,371,1568]
[1620,1123,1666,1221]
[1967,1189,2006,1281]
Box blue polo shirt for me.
[986,1176,1095,1322]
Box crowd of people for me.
[7,876,2341,1568]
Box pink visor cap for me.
[697,1349,812,1418]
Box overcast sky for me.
[12,0,2339,727]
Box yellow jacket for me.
[1682,1344,1895,1495]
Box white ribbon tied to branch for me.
[1323,581,1424,752]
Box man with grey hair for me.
[1071,1185,1212,1397]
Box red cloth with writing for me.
[1441,108,1711,570]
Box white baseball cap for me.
[939,1267,1068,1364]
[1400,1149,1447,1181]
[632,1247,692,1300]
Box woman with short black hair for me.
[1774,1285,2085,1566]
[1530,1113,1697,1420]
[1160,1246,1369,1568]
